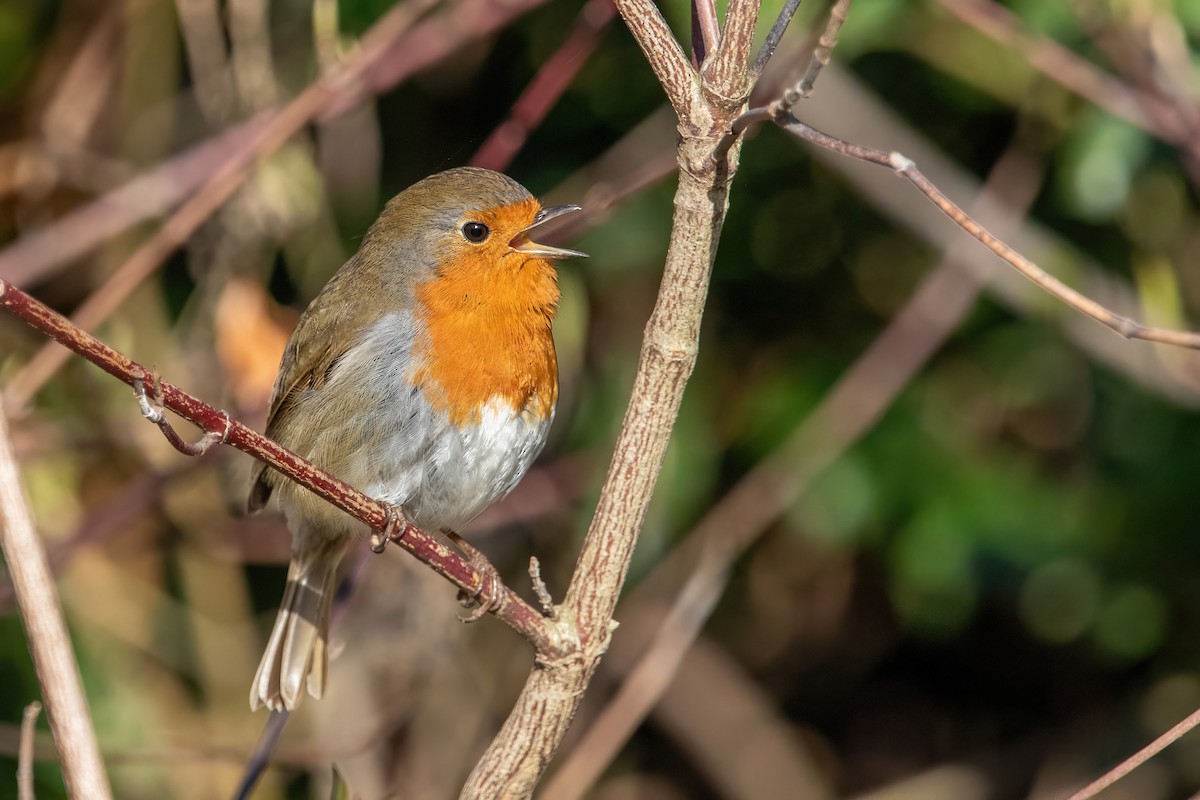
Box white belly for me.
[365,395,553,532]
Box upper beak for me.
[509,204,588,258]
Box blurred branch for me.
[0,279,561,652]
[651,636,831,799]
[935,0,1178,140]
[545,138,1045,798]
[1061,706,1200,800]
[18,702,41,800]
[471,0,616,172]
[0,408,111,798]
[0,115,272,288]
[0,464,200,611]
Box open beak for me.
[509,204,588,258]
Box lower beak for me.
[510,204,588,258]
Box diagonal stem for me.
[0,412,112,799]
[750,0,805,79]
[775,114,1200,349]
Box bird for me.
[246,167,585,712]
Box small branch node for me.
[529,556,558,618]
[888,151,916,175]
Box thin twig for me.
[0,409,112,799]
[1063,706,1200,800]
[0,279,560,653]
[717,0,852,157]
[776,114,1200,349]
[750,0,806,79]
[789,0,851,101]
[18,701,41,800]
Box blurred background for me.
[3,0,1200,797]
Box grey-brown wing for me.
[247,262,376,512]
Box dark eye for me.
[461,222,490,243]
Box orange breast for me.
[411,202,560,426]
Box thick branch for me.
[0,279,562,653]
[543,138,1046,799]
[0,410,111,798]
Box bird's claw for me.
[370,505,408,553]
[447,531,504,623]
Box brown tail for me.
[251,543,345,711]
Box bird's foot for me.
[446,531,504,623]
[370,504,409,553]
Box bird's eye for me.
[461,222,490,243]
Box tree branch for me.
[0,407,111,798]
[0,278,563,653]
[774,115,1200,349]
[1063,706,1200,800]
[750,0,806,79]
[459,5,748,795]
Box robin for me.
[247,167,585,712]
